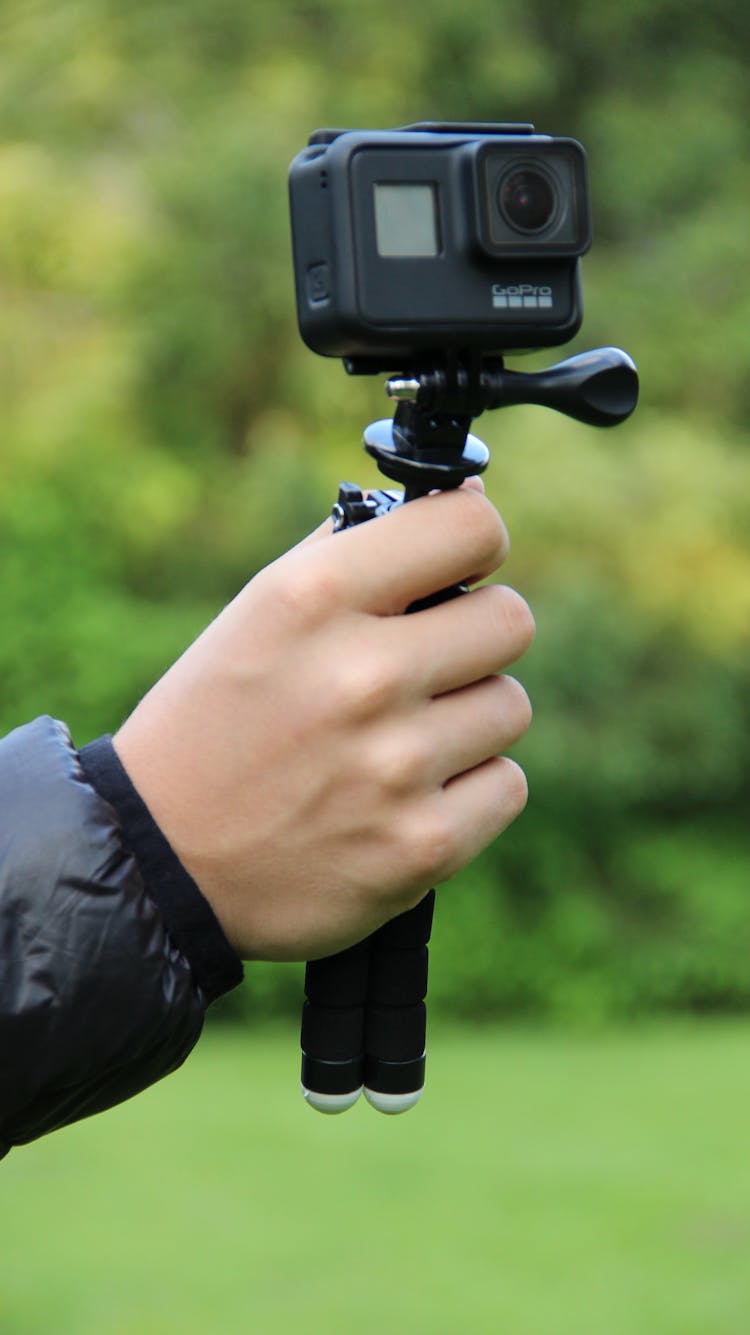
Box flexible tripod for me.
[300,346,639,1113]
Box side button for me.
[306,262,331,305]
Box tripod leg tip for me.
[302,1084,363,1114]
[364,1086,424,1114]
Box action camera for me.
[289,123,637,1117]
[288,122,592,369]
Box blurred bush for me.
[1,0,748,1019]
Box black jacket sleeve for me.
[0,716,244,1159]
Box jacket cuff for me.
[79,735,244,1003]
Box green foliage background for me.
[1,0,749,1020]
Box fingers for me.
[290,477,486,555]
[364,674,530,803]
[399,755,529,891]
[427,673,532,784]
[290,486,509,616]
[460,475,485,495]
[439,755,529,874]
[384,582,535,697]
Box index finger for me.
[292,475,487,554]
[302,487,510,616]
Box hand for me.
[113,485,535,961]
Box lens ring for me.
[498,164,558,235]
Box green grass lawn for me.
[3,1021,750,1333]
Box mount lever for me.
[388,346,639,430]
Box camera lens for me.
[499,166,557,234]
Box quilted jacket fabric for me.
[0,716,243,1158]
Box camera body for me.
[288,122,592,370]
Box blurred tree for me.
[1,0,748,1016]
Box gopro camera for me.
[290,123,638,1121]
[288,122,592,370]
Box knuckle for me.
[268,553,344,626]
[334,650,402,720]
[369,731,426,796]
[398,805,459,886]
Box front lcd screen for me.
[373,182,439,258]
